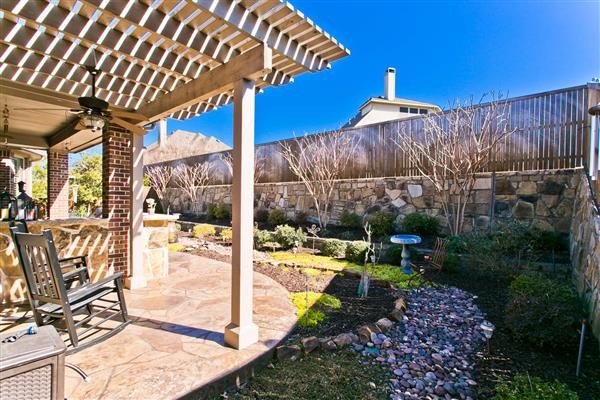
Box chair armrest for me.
[63,267,88,282]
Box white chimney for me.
[384,67,396,100]
[158,119,167,147]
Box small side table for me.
[390,234,422,274]
[0,326,66,400]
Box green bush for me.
[268,209,287,226]
[193,224,216,238]
[339,230,361,241]
[443,252,460,273]
[207,204,230,220]
[345,241,370,264]
[295,211,308,227]
[383,245,403,265]
[289,292,342,328]
[492,374,578,400]
[218,228,233,241]
[321,239,347,258]
[367,212,395,238]
[255,208,269,223]
[505,274,582,348]
[273,224,306,249]
[402,213,439,237]
[532,229,568,252]
[254,229,272,249]
[339,211,363,229]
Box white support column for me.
[128,132,147,289]
[225,78,259,349]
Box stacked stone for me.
[356,287,486,400]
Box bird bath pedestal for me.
[390,234,422,274]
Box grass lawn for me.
[269,251,421,288]
[215,349,390,400]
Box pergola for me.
[0,0,348,349]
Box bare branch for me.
[280,130,360,228]
[145,165,173,212]
[173,162,213,213]
[394,94,516,234]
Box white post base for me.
[124,275,147,290]
[224,322,259,350]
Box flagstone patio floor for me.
[2,252,297,400]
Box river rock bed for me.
[355,286,487,400]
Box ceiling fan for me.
[13,65,148,135]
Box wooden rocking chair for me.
[408,237,450,286]
[11,229,130,353]
[9,221,89,288]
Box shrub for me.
[321,239,347,258]
[345,241,370,264]
[193,224,216,238]
[167,244,186,252]
[402,213,439,237]
[255,208,269,223]
[383,245,403,265]
[295,211,308,227]
[443,252,460,273]
[367,212,395,238]
[531,229,568,252]
[339,230,361,241]
[505,274,582,348]
[268,209,287,226]
[492,374,578,400]
[207,204,230,220]
[219,228,233,241]
[254,229,272,249]
[273,224,306,249]
[339,211,363,229]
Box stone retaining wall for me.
[166,169,579,234]
[570,172,600,344]
[0,218,110,305]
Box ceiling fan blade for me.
[12,107,71,111]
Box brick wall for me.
[103,124,132,274]
[0,149,14,194]
[47,150,69,219]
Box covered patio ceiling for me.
[0,0,349,151]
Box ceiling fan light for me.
[81,113,105,132]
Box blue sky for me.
[142,0,599,148]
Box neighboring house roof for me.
[144,130,230,165]
[358,96,441,111]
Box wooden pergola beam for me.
[0,78,81,110]
[138,44,272,123]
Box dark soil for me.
[431,267,600,400]
[255,263,397,339]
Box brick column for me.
[103,124,132,275]
[47,150,69,219]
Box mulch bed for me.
[255,263,397,339]
[431,267,600,400]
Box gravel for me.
[355,286,487,400]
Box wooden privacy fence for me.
[146,84,598,185]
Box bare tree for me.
[173,162,212,213]
[219,152,266,183]
[145,165,173,213]
[394,95,516,234]
[280,131,359,228]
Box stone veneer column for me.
[47,150,69,219]
[102,124,132,275]
[0,149,13,194]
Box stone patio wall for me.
[0,218,110,306]
[168,169,579,233]
[570,172,600,343]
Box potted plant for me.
[146,198,157,215]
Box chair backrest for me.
[11,229,68,306]
[9,220,29,234]
[430,237,450,271]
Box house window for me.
[419,109,428,114]
[400,107,409,113]
[409,108,419,114]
